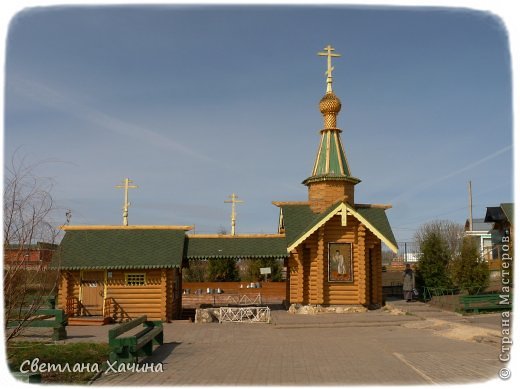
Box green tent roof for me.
[50,229,187,270]
[302,129,361,186]
[186,236,288,260]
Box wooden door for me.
[81,271,105,316]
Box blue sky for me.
[4,4,513,244]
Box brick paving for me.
[86,303,505,385]
[11,300,505,385]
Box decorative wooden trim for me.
[79,270,83,302]
[160,269,167,321]
[102,270,108,316]
[61,225,193,231]
[288,202,398,253]
[287,203,345,252]
[334,132,345,175]
[312,133,325,175]
[347,206,398,253]
[325,131,331,173]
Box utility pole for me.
[224,193,244,236]
[468,181,473,232]
[115,178,138,226]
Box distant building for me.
[484,203,513,260]
[464,218,494,261]
[4,242,58,270]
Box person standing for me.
[402,263,415,302]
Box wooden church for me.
[274,45,397,307]
[51,45,397,322]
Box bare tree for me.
[414,220,464,258]
[3,153,62,340]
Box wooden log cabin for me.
[273,45,398,308]
[51,226,190,323]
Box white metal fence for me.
[219,306,271,323]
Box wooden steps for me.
[68,316,112,326]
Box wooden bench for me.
[108,316,163,364]
[8,309,68,340]
[460,294,512,314]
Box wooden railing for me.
[65,297,83,317]
[104,297,131,323]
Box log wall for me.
[105,269,166,321]
[57,268,181,322]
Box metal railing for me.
[219,306,271,323]
[183,293,265,308]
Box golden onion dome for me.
[319,92,342,114]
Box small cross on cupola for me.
[318,44,341,93]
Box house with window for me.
[484,203,514,260]
[464,218,494,261]
[52,226,190,323]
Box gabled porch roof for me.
[275,201,398,253]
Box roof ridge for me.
[355,203,392,210]
[62,225,193,231]
[188,234,285,239]
[272,201,311,207]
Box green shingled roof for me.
[186,236,288,260]
[280,202,397,252]
[356,206,398,249]
[280,202,339,247]
[50,229,186,270]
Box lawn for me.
[7,341,110,384]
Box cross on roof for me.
[318,44,341,92]
[224,193,244,236]
[115,178,138,226]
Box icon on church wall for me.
[328,242,353,282]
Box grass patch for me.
[7,341,110,384]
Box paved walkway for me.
[12,301,506,385]
[86,301,506,385]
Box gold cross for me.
[224,193,244,236]
[318,44,341,92]
[115,178,138,226]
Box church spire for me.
[303,45,360,213]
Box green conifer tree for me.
[208,258,240,281]
[450,237,489,294]
[416,231,453,291]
